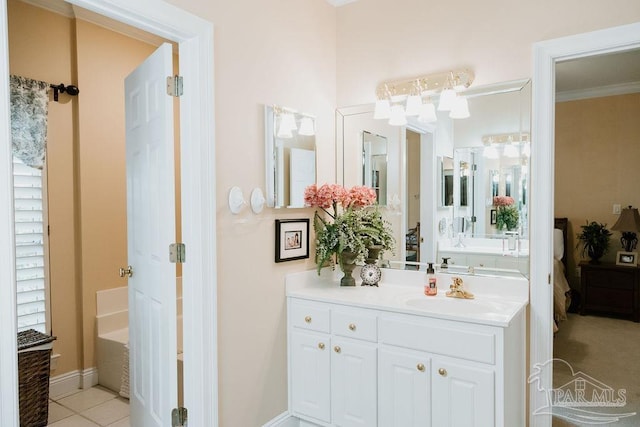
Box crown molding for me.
[556,81,640,102]
[20,0,74,17]
[325,0,358,6]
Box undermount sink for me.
[404,296,513,315]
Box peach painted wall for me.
[335,0,640,106]
[8,0,80,375]
[555,93,640,289]
[165,1,337,425]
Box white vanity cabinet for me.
[288,294,525,427]
[289,300,377,426]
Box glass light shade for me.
[280,112,297,131]
[483,145,499,159]
[298,117,315,136]
[388,104,408,126]
[503,143,519,158]
[374,99,391,119]
[276,124,293,139]
[417,102,437,123]
[449,96,470,119]
[438,88,456,111]
[522,142,531,157]
[405,95,422,116]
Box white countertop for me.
[286,269,529,327]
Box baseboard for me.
[82,367,99,388]
[49,367,98,398]
[262,411,302,427]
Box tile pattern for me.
[47,386,129,427]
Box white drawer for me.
[379,314,496,364]
[290,299,330,333]
[331,307,377,342]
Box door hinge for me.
[172,407,188,427]
[167,75,183,97]
[169,243,186,263]
[548,273,551,285]
[472,164,477,171]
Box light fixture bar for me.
[481,132,530,145]
[375,69,474,100]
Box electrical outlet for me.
[613,204,621,214]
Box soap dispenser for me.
[425,263,438,296]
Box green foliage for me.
[576,221,612,260]
[313,206,395,274]
[496,206,519,231]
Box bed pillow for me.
[554,228,564,261]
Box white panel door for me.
[290,330,331,423]
[125,42,177,427]
[331,338,377,427]
[432,358,494,427]
[378,348,430,427]
[289,148,315,208]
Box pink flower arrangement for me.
[304,184,376,215]
[493,196,515,207]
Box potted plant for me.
[357,206,396,264]
[576,221,612,263]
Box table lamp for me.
[611,206,640,252]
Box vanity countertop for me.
[286,269,528,327]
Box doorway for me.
[529,22,640,427]
[0,1,217,425]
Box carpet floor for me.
[552,313,640,426]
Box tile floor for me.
[47,386,129,427]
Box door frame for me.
[0,1,218,426]
[529,21,640,427]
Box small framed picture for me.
[616,251,638,266]
[490,209,497,225]
[275,219,310,263]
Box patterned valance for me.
[10,75,49,169]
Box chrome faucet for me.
[452,232,466,248]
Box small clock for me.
[360,263,382,286]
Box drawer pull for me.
[438,368,447,377]
[318,342,325,350]
[348,323,356,331]
[417,363,425,372]
[334,346,341,354]
[304,316,312,323]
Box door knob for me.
[119,266,133,278]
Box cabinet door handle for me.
[417,363,425,372]
[438,368,447,377]
[334,346,341,353]
[348,323,356,331]
[304,316,312,323]
[318,342,325,350]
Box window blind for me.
[13,157,48,333]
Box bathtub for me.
[96,281,183,402]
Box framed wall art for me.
[275,219,310,262]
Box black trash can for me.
[17,329,56,427]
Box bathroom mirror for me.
[336,79,531,277]
[439,156,454,207]
[362,131,388,206]
[265,105,317,208]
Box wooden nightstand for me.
[580,261,640,322]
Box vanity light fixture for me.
[273,105,316,139]
[373,69,474,126]
[482,133,530,158]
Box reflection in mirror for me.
[264,105,316,208]
[440,156,453,207]
[362,131,388,205]
[337,79,531,278]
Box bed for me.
[553,218,572,332]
